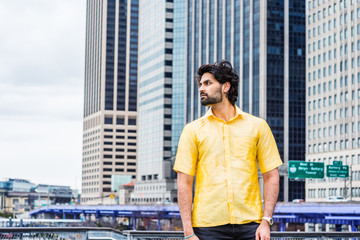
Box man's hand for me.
[255,221,270,240]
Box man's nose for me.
[199,85,204,92]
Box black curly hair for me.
[197,60,239,105]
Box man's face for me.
[198,72,223,106]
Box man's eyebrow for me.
[199,79,211,84]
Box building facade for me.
[82,0,139,204]
[130,0,177,204]
[306,0,360,202]
[172,0,306,202]
[0,179,75,213]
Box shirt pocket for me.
[230,136,257,171]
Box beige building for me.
[81,0,139,204]
[118,182,134,204]
[306,0,360,202]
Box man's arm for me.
[255,167,280,240]
[177,172,199,240]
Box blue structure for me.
[30,205,180,230]
[274,202,360,232]
[30,203,360,231]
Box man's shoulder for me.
[185,115,208,129]
[239,111,267,126]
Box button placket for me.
[223,124,234,218]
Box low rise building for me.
[0,179,76,214]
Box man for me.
[174,60,282,240]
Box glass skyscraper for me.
[130,0,176,204]
[172,0,306,202]
[82,0,139,204]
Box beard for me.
[200,87,223,106]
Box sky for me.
[0,1,86,191]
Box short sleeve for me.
[257,119,283,173]
[173,124,198,176]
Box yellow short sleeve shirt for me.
[174,106,283,227]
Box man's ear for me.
[223,82,231,93]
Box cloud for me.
[0,0,86,190]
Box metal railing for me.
[122,230,360,239]
[0,227,126,240]
[0,228,360,239]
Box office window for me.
[128,118,136,125]
[116,117,124,125]
[105,117,113,124]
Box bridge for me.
[29,202,360,231]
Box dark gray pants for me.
[193,222,259,240]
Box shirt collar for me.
[203,105,244,121]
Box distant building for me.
[81,0,139,204]
[118,182,134,204]
[0,179,75,214]
[130,0,176,204]
[305,0,360,202]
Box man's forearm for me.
[262,168,280,217]
[177,172,194,236]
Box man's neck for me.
[210,101,236,122]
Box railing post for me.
[351,221,358,232]
[280,222,286,232]
[157,218,161,231]
[132,217,136,230]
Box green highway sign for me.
[326,165,349,178]
[333,161,343,166]
[288,161,324,179]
